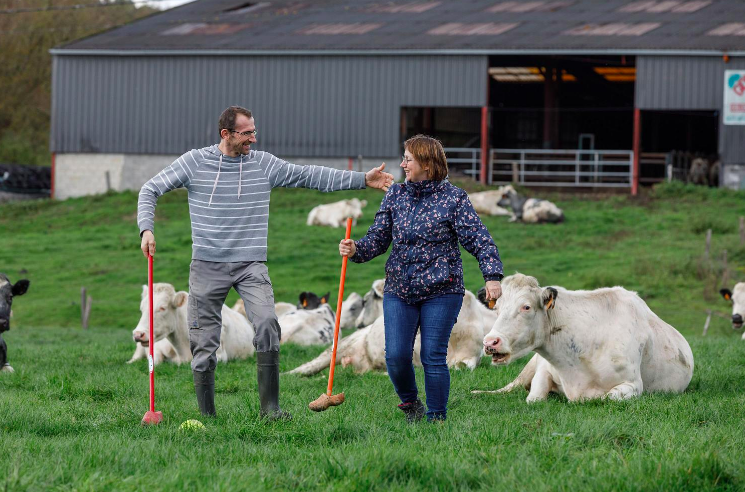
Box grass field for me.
[1,181,744,491]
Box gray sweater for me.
[137,144,367,262]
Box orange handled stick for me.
[308,217,352,412]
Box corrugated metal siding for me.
[636,55,745,165]
[50,55,487,157]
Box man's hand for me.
[365,162,394,192]
[141,230,156,258]
[484,280,502,303]
[339,239,357,258]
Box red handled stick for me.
[141,254,163,425]
[308,217,352,412]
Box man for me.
[138,106,393,420]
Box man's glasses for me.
[231,129,257,137]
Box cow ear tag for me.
[725,293,731,300]
[302,299,307,307]
[488,299,496,309]
[545,297,555,310]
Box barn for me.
[50,0,745,198]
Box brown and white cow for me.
[288,289,498,375]
[473,274,693,402]
[130,283,255,365]
[0,274,30,373]
[720,284,745,338]
[468,186,514,217]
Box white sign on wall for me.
[724,70,745,125]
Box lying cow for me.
[473,274,693,402]
[352,279,385,329]
[468,185,515,216]
[720,284,745,338]
[130,283,255,365]
[279,303,336,345]
[128,339,179,365]
[339,292,364,330]
[306,198,367,228]
[233,299,296,319]
[288,289,497,375]
[498,189,564,224]
[0,274,30,373]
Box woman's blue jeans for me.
[383,293,464,421]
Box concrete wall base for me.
[53,153,401,199]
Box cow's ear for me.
[372,279,385,298]
[361,199,368,208]
[320,292,330,304]
[542,287,558,310]
[476,287,488,307]
[172,291,188,308]
[721,288,733,301]
[299,292,308,308]
[11,280,29,296]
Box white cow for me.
[307,198,368,228]
[130,283,255,365]
[232,299,296,319]
[353,279,385,329]
[288,289,497,375]
[468,186,514,216]
[473,274,694,402]
[339,292,364,330]
[128,339,179,365]
[720,284,745,337]
[279,304,336,345]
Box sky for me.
[143,0,198,11]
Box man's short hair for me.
[404,134,448,181]
[219,106,253,134]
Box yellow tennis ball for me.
[179,419,205,432]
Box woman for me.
[339,135,503,422]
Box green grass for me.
[1,181,744,491]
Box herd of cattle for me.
[2,273,744,402]
[0,186,742,403]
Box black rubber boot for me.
[193,370,216,417]
[398,399,426,423]
[256,351,292,421]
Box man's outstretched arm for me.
[258,152,393,192]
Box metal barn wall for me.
[51,55,487,158]
[636,55,745,166]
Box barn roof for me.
[53,0,745,55]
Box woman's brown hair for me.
[404,134,448,181]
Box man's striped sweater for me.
[137,144,367,263]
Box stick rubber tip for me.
[308,392,345,412]
[141,410,163,426]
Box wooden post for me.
[740,216,744,246]
[480,106,489,184]
[705,229,712,260]
[81,287,92,330]
[702,310,712,336]
[722,249,729,289]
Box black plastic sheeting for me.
[0,163,51,196]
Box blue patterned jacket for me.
[350,179,503,303]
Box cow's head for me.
[483,274,557,365]
[0,274,30,333]
[298,291,329,310]
[339,292,364,329]
[132,283,187,346]
[721,283,745,330]
[356,279,385,328]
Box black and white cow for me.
[0,274,30,373]
[298,291,330,310]
[498,189,564,224]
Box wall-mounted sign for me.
[724,70,745,125]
